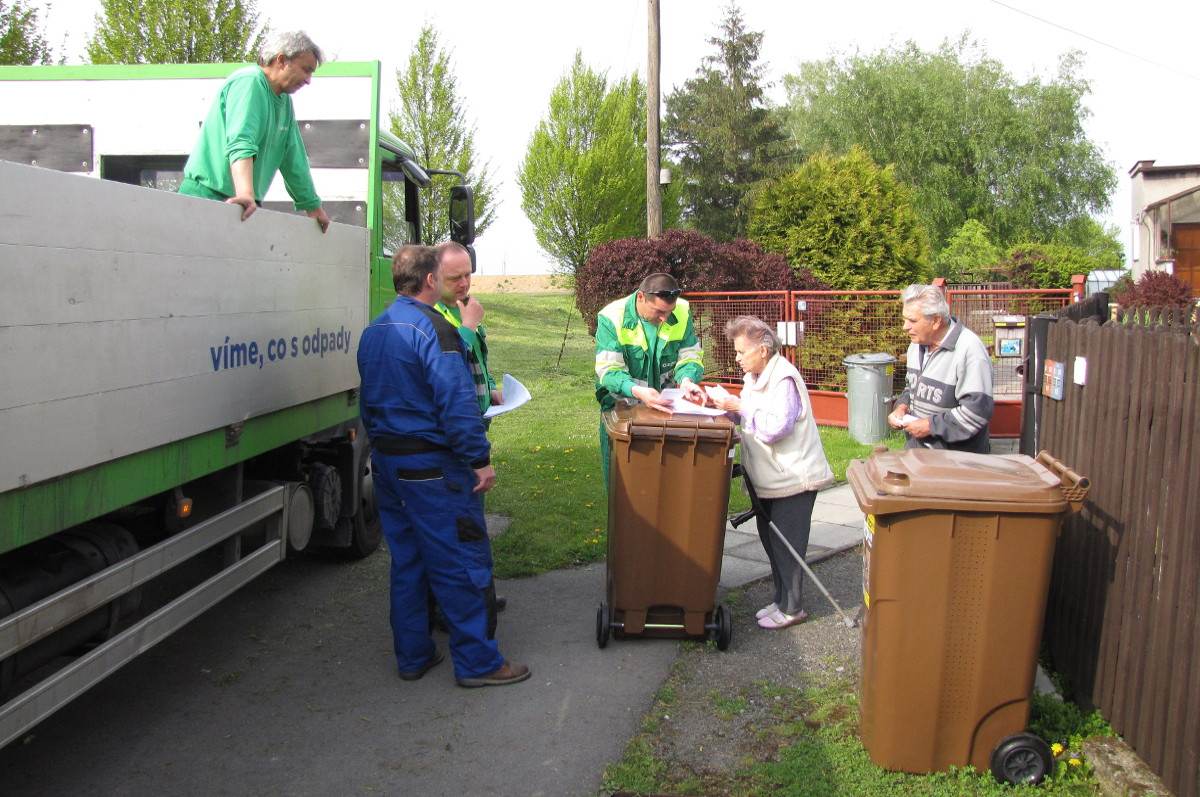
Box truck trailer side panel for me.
[0,161,369,552]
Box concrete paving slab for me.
[718,556,771,589]
[810,520,865,552]
[810,501,866,527]
[816,484,862,509]
[722,527,758,550]
[725,540,771,564]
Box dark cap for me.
[639,272,680,294]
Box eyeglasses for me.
[650,289,681,302]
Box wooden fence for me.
[1039,309,1200,797]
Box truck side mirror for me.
[466,244,477,273]
[449,184,475,246]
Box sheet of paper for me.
[704,383,731,402]
[483,373,531,418]
[900,413,920,426]
[660,387,727,417]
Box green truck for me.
[0,61,474,746]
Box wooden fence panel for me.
[1041,316,1200,797]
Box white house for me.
[1129,160,1200,295]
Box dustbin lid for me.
[603,400,737,444]
[842,352,896,367]
[849,448,1069,516]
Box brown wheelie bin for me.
[847,448,1089,786]
[597,401,738,650]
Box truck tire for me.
[343,468,382,559]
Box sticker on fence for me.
[1042,359,1065,400]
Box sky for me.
[44,0,1200,274]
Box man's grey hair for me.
[258,30,324,67]
[724,315,781,356]
[902,284,950,321]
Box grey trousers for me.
[754,490,818,615]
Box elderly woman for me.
[887,284,994,453]
[710,316,833,630]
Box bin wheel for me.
[596,603,611,649]
[989,732,1053,785]
[715,604,733,651]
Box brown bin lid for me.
[603,401,736,444]
[849,448,1069,516]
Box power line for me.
[986,0,1200,83]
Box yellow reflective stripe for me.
[676,343,703,368]
[434,303,461,328]
[595,350,626,380]
[660,298,690,342]
[616,324,646,349]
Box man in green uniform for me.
[179,30,331,234]
[434,242,500,416]
[593,273,705,485]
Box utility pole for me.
[646,0,662,238]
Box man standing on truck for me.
[357,245,529,688]
[178,30,332,233]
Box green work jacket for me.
[434,301,495,414]
[593,292,704,411]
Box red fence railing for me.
[684,282,1080,433]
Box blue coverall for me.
[357,295,504,680]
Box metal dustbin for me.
[597,401,738,650]
[847,448,1090,785]
[843,353,896,445]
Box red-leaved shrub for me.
[1112,270,1195,310]
[575,229,827,334]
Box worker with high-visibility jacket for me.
[593,273,705,485]
[433,241,499,416]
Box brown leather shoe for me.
[455,660,531,688]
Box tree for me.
[664,3,789,241]
[785,38,1116,253]
[88,0,267,64]
[0,0,51,64]
[747,147,930,290]
[386,25,497,247]
[934,220,1000,282]
[518,52,679,278]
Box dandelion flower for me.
[1068,758,1082,767]
[1051,742,1064,756]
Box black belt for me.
[371,435,451,456]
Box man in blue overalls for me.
[357,245,529,688]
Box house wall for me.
[1130,161,1200,278]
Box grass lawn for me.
[481,292,904,578]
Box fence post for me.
[1071,274,1086,303]
[1020,313,1058,456]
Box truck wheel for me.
[343,469,382,559]
[990,732,1053,785]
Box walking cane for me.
[730,465,858,628]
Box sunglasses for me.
[649,289,681,301]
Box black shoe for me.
[398,649,444,681]
[495,596,508,612]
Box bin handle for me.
[1034,450,1091,513]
